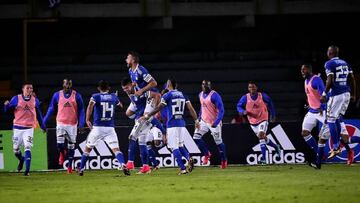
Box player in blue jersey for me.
[141,78,200,175]
[310,46,358,169]
[126,51,159,113]
[43,78,85,173]
[4,81,46,176]
[237,81,280,165]
[78,80,130,176]
[193,80,228,169]
[121,77,166,174]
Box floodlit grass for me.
[1,164,359,203]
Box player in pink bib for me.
[237,81,280,165]
[193,80,227,169]
[43,79,85,173]
[4,81,46,176]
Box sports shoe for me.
[274,144,281,157]
[17,157,24,172]
[77,167,84,176]
[309,162,321,170]
[187,157,194,172]
[177,169,188,175]
[202,152,211,165]
[151,165,160,171]
[119,165,131,176]
[136,165,151,174]
[67,167,73,174]
[24,172,30,176]
[347,149,354,165]
[328,148,341,159]
[220,160,228,169]
[258,159,267,165]
[126,161,135,170]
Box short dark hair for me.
[128,51,140,63]
[121,77,132,86]
[168,77,177,89]
[302,64,312,71]
[329,45,339,56]
[98,80,110,91]
[248,81,257,86]
[22,81,33,88]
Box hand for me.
[162,134,167,145]
[4,100,9,105]
[320,95,327,103]
[134,89,143,97]
[195,120,200,129]
[86,120,93,129]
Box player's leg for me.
[147,127,160,169]
[78,127,99,176]
[179,128,194,172]
[137,132,151,174]
[251,123,267,164]
[56,125,67,166]
[311,125,329,169]
[210,123,227,169]
[126,121,142,170]
[301,112,319,153]
[193,120,211,165]
[104,128,130,176]
[12,129,24,172]
[168,127,187,174]
[65,125,77,173]
[22,128,34,176]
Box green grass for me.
[1,164,359,203]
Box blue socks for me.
[139,145,149,166]
[128,139,137,162]
[173,149,186,170]
[328,122,340,149]
[79,152,89,171]
[179,147,190,160]
[115,151,125,165]
[24,150,31,174]
[147,146,159,167]
[304,135,318,153]
[316,143,325,167]
[194,138,210,156]
[259,139,267,161]
[217,143,227,161]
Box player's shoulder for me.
[91,93,101,99]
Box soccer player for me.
[121,77,166,174]
[126,51,158,112]
[311,46,358,169]
[237,81,280,164]
[3,81,46,176]
[43,78,85,173]
[141,78,200,175]
[78,80,129,176]
[193,80,227,169]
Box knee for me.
[258,132,266,139]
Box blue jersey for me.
[161,90,189,128]
[325,57,353,96]
[91,93,120,127]
[128,65,156,93]
[129,94,147,119]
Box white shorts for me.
[147,127,163,143]
[167,127,187,150]
[250,121,268,137]
[127,102,137,112]
[302,111,325,132]
[327,92,350,121]
[12,128,34,150]
[86,126,119,149]
[129,119,153,145]
[194,120,223,145]
[56,124,77,143]
[319,121,348,140]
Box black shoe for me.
[187,157,194,172]
[122,166,131,176]
[79,170,84,176]
[17,157,24,172]
[24,170,30,176]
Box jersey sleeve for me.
[236,95,247,114]
[139,66,153,83]
[4,96,18,112]
[90,94,97,104]
[311,76,325,95]
[324,61,334,76]
[160,93,169,105]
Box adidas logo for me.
[63,102,72,108]
[23,105,31,111]
[246,124,305,165]
[63,140,121,170]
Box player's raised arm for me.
[86,98,95,129]
[348,70,356,102]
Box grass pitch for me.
[1,164,359,203]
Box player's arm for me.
[43,92,59,126]
[35,98,47,132]
[197,93,202,121]
[76,93,86,128]
[348,66,356,102]
[86,98,95,129]
[211,92,225,127]
[321,64,334,103]
[236,95,247,116]
[144,101,165,119]
[313,77,326,112]
[262,93,276,122]
[3,96,18,113]
[186,100,200,129]
[135,67,157,96]
[149,90,161,106]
